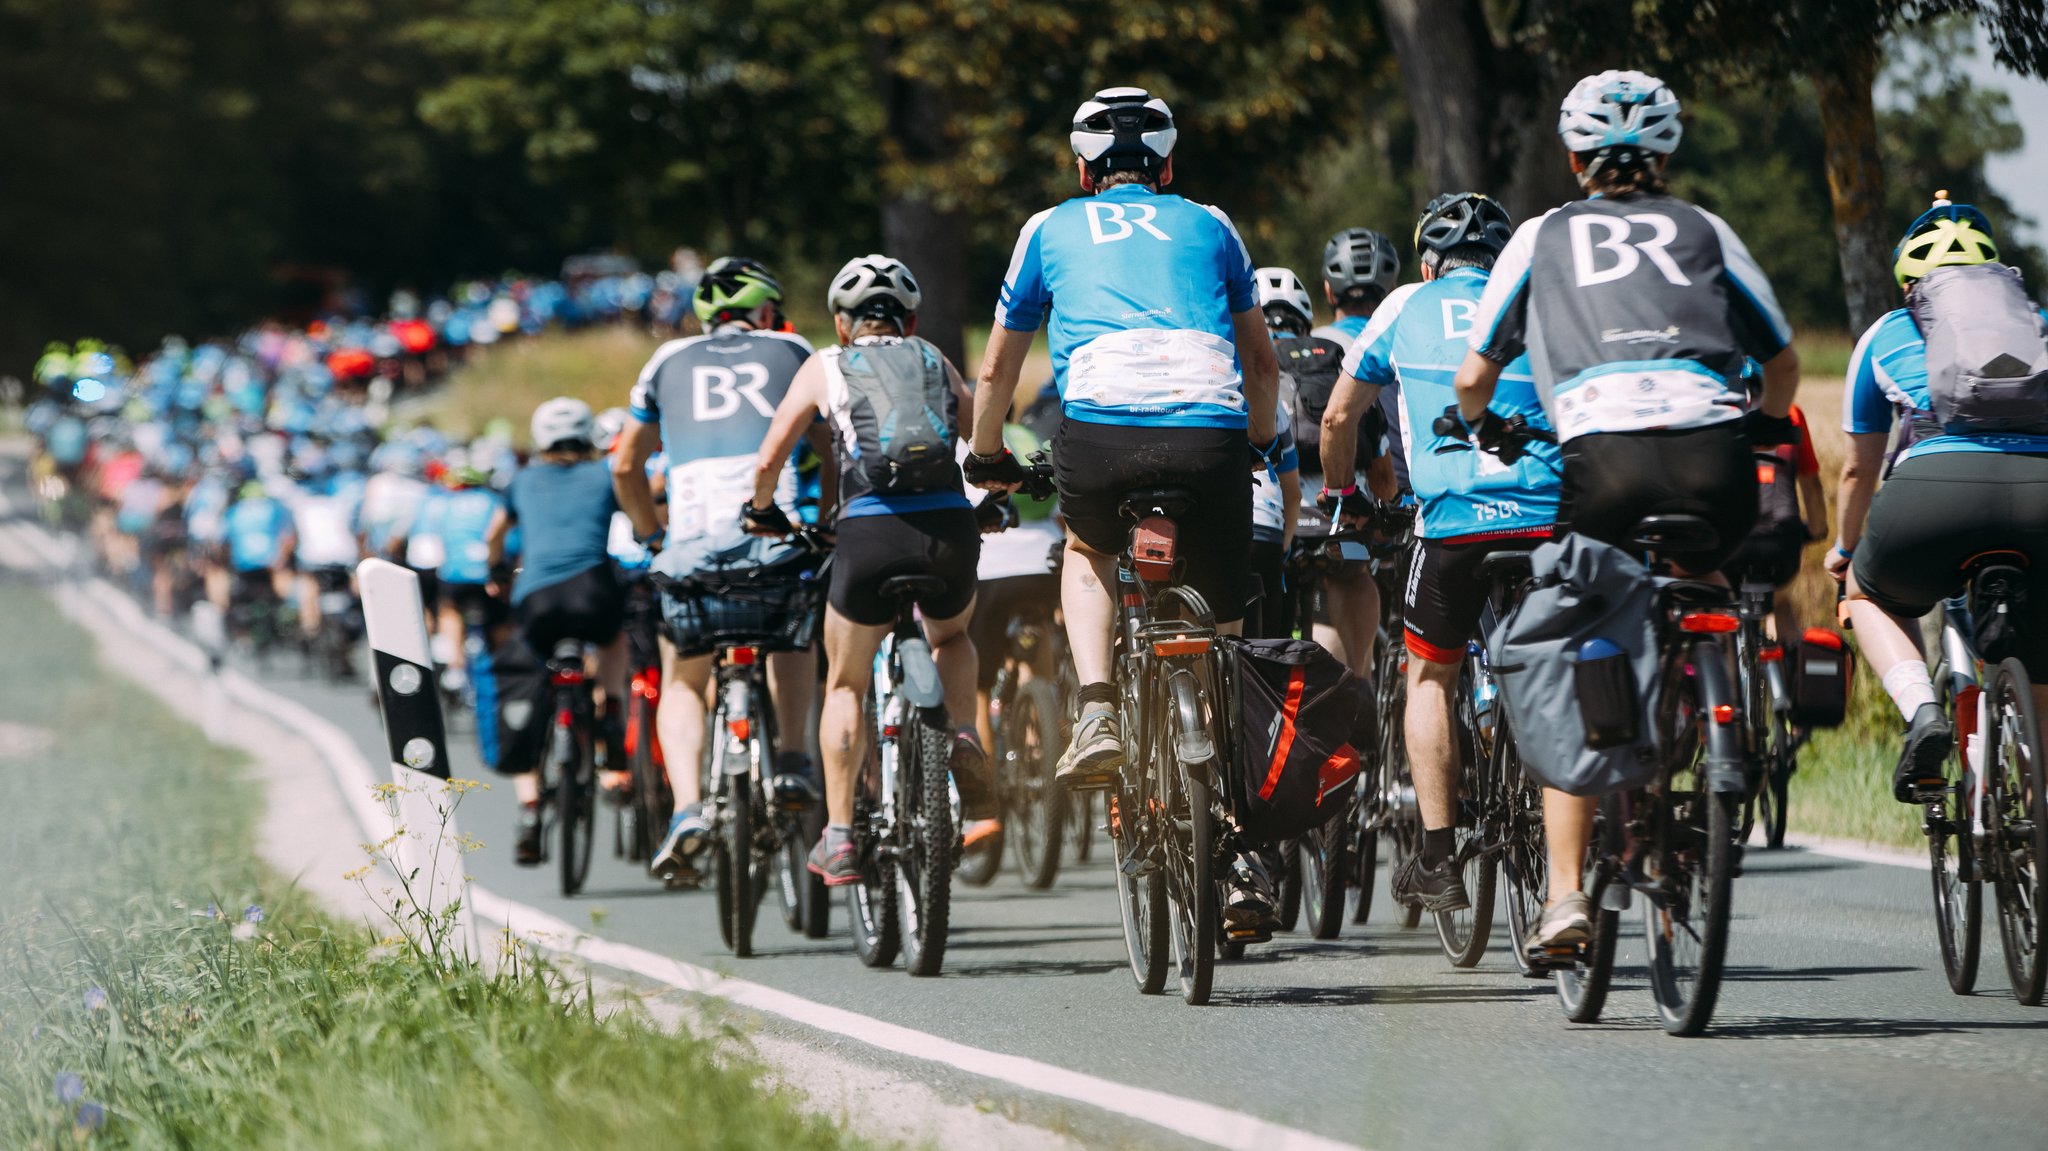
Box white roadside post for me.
[359,557,478,958]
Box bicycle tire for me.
[715,767,756,957]
[1301,816,1350,940]
[898,713,955,977]
[1070,792,1095,863]
[1165,669,1218,1006]
[1275,841,1303,932]
[956,827,1002,887]
[1643,705,1736,1036]
[557,710,595,898]
[851,705,901,968]
[1005,680,1067,890]
[1112,675,1168,994]
[1351,826,1379,926]
[1928,776,1982,996]
[1761,754,1791,851]
[628,690,669,866]
[1434,838,1498,968]
[1436,689,1497,967]
[1556,799,1619,1023]
[1113,799,1169,993]
[1987,659,2047,1004]
[776,811,807,934]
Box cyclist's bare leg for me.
[921,597,980,734]
[436,601,466,678]
[655,637,714,812]
[767,649,814,757]
[297,573,322,639]
[820,607,889,827]
[1062,534,1118,687]
[1406,652,1462,832]
[1321,565,1378,675]
[594,632,629,707]
[1543,788,1595,901]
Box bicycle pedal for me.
[1060,771,1119,794]
[1526,945,1578,971]
[1224,926,1272,944]
[1119,854,1159,878]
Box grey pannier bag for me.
[1488,533,1661,797]
[1908,262,2048,436]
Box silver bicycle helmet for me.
[1071,87,1177,176]
[826,254,922,321]
[1323,228,1400,302]
[531,396,595,452]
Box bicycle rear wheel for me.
[1643,700,1736,1036]
[899,713,955,977]
[555,711,595,898]
[1301,813,1350,940]
[1556,799,1619,1022]
[627,688,668,865]
[714,768,756,956]
[1007,680,1067,890]
[1434,830,1498,968]
[1928,777,1982,996]
[1351,824,1379,927]
[1163,669,1217,1006]
[1987,659,2046,1004]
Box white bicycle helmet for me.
[531,396,595,452]
[1558,70,1683,156]
[1255,267,1314,331]
[826,254,922,320]
[1071,87,1177,176]
[593,406,632,452]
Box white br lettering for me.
[1568,212,1692,288]
[1440,298,1478,341]
[691,363,776,420]
[1085,201,1172,244]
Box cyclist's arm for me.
[484,505,513,568]
[1830,432,1888,575]
[1454,352,1503,423]
[1234,307,1278,446]
[971,324,1034,460]
[612,419,663,540]
[1279,468,1301,553]
[752,356,824,512]
[1755,344,1800,420]
[1317,374,1382,490]
[1366,454,1398,503]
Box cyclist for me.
[223,479,295,641]
[1828,195,2048,801]
[1315,228,1405,502]
[415,457,507,696]
[1324,192,1561,910]
[744,253,998,884]
[487,397,630,863]
[285,460,364,646]
[1452,70,1800,953]
[1250,268,1308,638]
[1723,368,1829,646]
[967,86,1280,926]
[614,257,820,880]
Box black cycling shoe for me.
[1893,702,1955,803]
[514,805,543,867]
[1392,851,1470,913]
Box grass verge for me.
[0,572,876,1150]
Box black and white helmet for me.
[1413,193,1515,273]
[1070,87,1177,176]
[1255,267,1314,332]
[1323,228,1400,301]
[827,254,922,322]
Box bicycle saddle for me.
[548,639,584,666]
[1629,514,1720,556]
[1117,487,1197,521]
[879,574,948,603]
[1963,552,2030,606]
[1475,548,1535,585]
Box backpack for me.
[1908,262,2048,436]
[1275,335,1349,474]
[1750,447,1801,535]
[476,635,550,775]
[833,337,961,495]
[1489,534,1662,797]
[1223,637,1375,842]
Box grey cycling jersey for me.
[1470,192,1790,442]
[628,325,814,542]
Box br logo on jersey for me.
[1085,201,1172,245]
[1568,213,1692,288]
[1440,298,1479,341]
[691,363,775,421]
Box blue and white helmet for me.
[1557,70,1683,156]
[1070,87,1177,175]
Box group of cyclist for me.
[26,65,2048,1004]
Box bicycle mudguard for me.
[897,636,944,710]
[1132,516,1177,583]
[1690,639,1749,795]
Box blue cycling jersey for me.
[422,487,503,584]
[995,184,1257,429]
[1342,269,1560,540]
[225,498,293,572]
[1845,305,2048,461]
[1311,315,1369,344]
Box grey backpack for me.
[1908,262,2048,436]
[834,337,961,494]
[1489,534,1661,797]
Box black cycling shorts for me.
[1855,450,2048,676]
[1557,422,1755,573]
[440,580,509,629]
[1247,537,1288,639]
[968,573,1059,689]
[829,507,980,627]
[1054,417,1253,625]
[1722,523,1809,588]
[516,563,625,655]
[1403,534,1547,665]
[232,568,278,605]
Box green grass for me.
[1793,329,1858,379]
[0,573,877,1150]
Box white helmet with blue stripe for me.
[1557,70,1683,156]
[1070,87,1177,175]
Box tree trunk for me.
[1811,40,1893,335]
[874,46,967,367]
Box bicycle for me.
[848,573,961,977]
[539,638,599,897]
[1536,515,1748,1036]
[657,538,831,956]
[1730,576,1797,850]
[1922,555,2047,1004]
[1361,506,1426,933]
[617,580,672,871]
[307,565,364,682]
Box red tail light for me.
[1711,703,1736,725]
[728,718,751,742]
[726,645,759,666]
[1679,612,1740,634]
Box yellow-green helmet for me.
[1894,193,1999,288]
[692,256,784,326]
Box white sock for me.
[1881,661,1936,722]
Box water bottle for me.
[1574,637,1639,748]
[1472,674,1498,749]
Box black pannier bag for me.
[1788,627,1854,729]
[1223,637,1374,842]
[480,634,551,775]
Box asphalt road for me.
[5,449,2046,1151]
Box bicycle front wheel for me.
[1556,797,1619,1022]
[715,768,755,957]
[898,713,954,977]
[1987,659,2047,1004]
[1301,812,1350,940]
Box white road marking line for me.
[6,517,1365,1151]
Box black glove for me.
[974,493,1018,533]
[1316,484,1373,521]
[1744,408,1799,447]
[1469,410,1528,465]
[740,500,793,536]
[963,448,1026,487]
